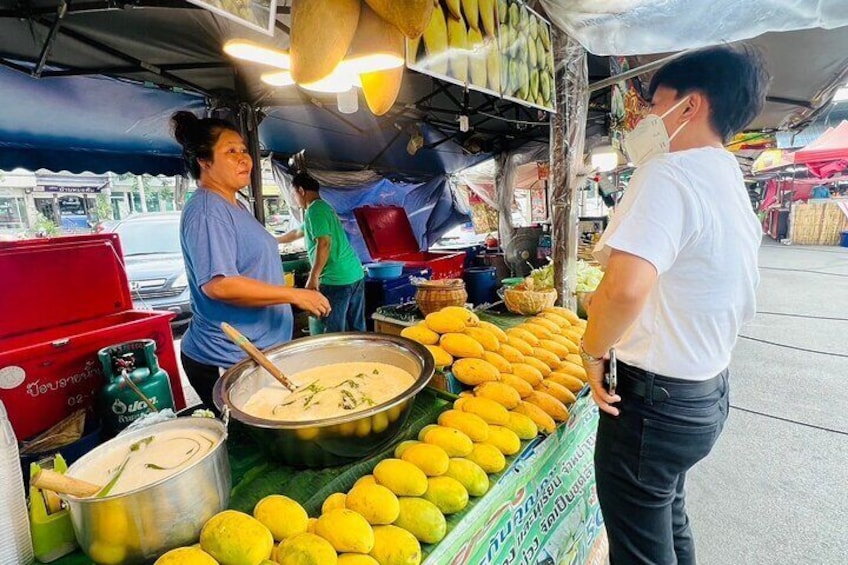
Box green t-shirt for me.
[302,199,364,286]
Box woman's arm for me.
[202,275,330,316]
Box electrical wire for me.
[738,335,848,359]
[729,405,848,437]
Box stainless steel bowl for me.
[64,417,230,564]
[214,332,435,468]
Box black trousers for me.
[180,352,221,411]
[594,362,730,565]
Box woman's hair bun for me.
[171,111,200,147]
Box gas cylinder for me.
[98,339,175,437]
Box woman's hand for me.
[292,288,331,317]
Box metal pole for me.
[588,50,690,93]
[239,102,265,224]
[550,31,589,309]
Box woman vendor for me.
[171,111,331,408]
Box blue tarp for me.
[0,66,205,175]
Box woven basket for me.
[503,287,558,316]
[415,279,468,315]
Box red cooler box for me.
[0,234,186,441]
[354,205,465,279]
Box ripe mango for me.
[466,443,506,474]
[306,518,318,534]
[543,306,580,325]
[154,548,217,565]
[422,425,474,457]
[526,317,560,334]
[452,357,500,385]
[440,333,484,359]
[394,441,421,458]
[374,459,428,496]
[369,525,421,565]
[464,326,501,352]
[499,373,534,398]
[505,327,539,346]
[338,554,380,565]
[425,345,454,368]
[537,339,571,360]
[444,458,490,497]
[354,474,378,488]
[401,443,450,476]
[423,476,469,515]
[505,335,534,356]
[526,391,570,422]
[486,425,521,455]
[531,348,561,371]
[458,396,510,425]
[505,412,538,440]
[517,323,552,340]
[523,356,553,377]
[321,492,347,513]
[437,409,489,442]
[276,533,338,565]
[363,0,434,39]
[474,381,521,409]
[482,351,512,373]
[511,363,544,386]
[440,306,480,327]
[425,311,466,334]
[401,324,440,345]
[565,353,583,367]
[498,343,525,363]
[346,483,400,526]
[539,312,571,328]
[417,424,440,441]
[447,12,469,82]
[253,495,309,541]
[200,510,274,565]
[513,401,556,434]
[421,2,449,76]
[290,0,360,84]
[477,320,507,342]
[393,497,447,544]
[548,368,587,389]
[537,380,577,405]
[315,509,375,553]
[561,328,584,344]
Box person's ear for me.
[682,93,702,121]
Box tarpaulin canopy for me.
[794,120,848,176]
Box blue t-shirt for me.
[180,189,292,367]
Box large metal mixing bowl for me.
[64,417,230,564]
[214,332,434,468]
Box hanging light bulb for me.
[299,66,362,93]
[337,88,359,114]
[261,71,296,87]
[223,39,291,69]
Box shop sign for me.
[40,185,102,194]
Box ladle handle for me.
[32,468,102,498]
[220,322,297,392]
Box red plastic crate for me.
[0,235,186,440]
[353,206,465,280]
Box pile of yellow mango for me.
[401,305,589,433]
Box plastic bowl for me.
[364,261,405,280]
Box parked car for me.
[106,213,191,328]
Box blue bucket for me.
[840,231,848,248]
[464,267,498,306]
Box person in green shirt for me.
[278,173,366,332]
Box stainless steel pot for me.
[64,417,230,564]
[214,332,435,468]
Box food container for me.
[63,417,229,564]
[214,333,435,468]
[363,261,405,280]
[415,279,468,315]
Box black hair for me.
[170,111,241,179]
[292,172,320,193]
[648,45,771,143]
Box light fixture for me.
[341,3,405,75]
[223,39,290,69]
[833,84,848,103]
[591,145,623,172]
[337,88,359,114]
[261,71,296,87]
[299,66,362,93]
[407,127,424,156]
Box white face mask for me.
[623,96,691,167]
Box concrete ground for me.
[687,240,848,564]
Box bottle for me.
[0,400,35,564]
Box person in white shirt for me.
[581,45,769,564]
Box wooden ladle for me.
[32,468,102,498]
[221,322,298,392]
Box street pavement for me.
[687,240,848,564]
